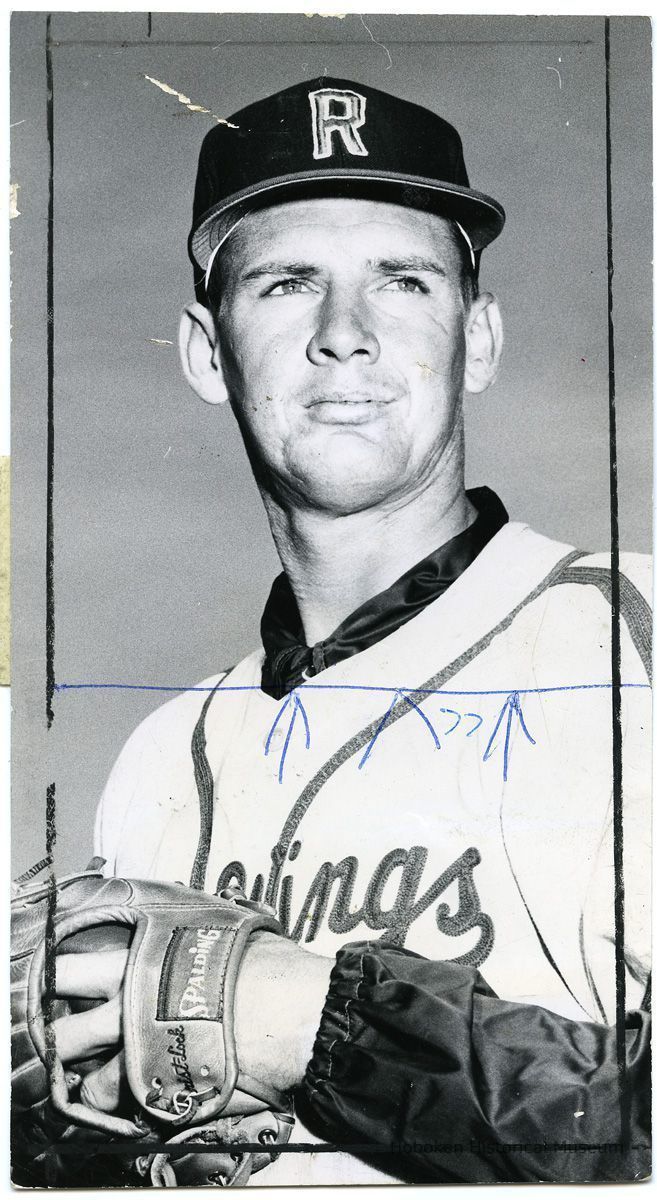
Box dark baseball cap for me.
[189,76,505,301]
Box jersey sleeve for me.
[299,941,651,1184]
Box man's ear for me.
[463,293,504,395]
[178,302,229,405]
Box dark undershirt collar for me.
[260,486,508,700]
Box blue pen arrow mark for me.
[295,692,311,748]
[483,691,536,781]
[265,691,311,784]
[359,690,441,769]
[265,694,292,756]
[404,694,441,750]
[358,690,401,769]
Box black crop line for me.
[604,15,628,1150]
[45,14,55,727]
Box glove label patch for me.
[157,925,234,1021]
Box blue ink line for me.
[465,713,483,737]
[54,680,650,696]
[483,699,508,765]
[502,698,514,782]
[264,695,291,757]
[265,692,311,783]
[278,699,298,785]
[483,692,536,782]
[295,694,311,750]
[513,692,536,748]
[440,707,461,735]
[55,682,263,693]
[303,682,650,696]
[358,692,400,770]
[404,696,441,750]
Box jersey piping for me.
[189,672,229,889]
[557,565,652,680]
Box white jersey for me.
[95,522,651,1185]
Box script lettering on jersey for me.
[215,843,494,967]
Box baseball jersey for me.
[95,521,651,1185]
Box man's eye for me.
[382,276,428,294]
[267,279,311,296]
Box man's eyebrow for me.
[238,255,450,282]
[372,256,448,276]
[240,261,321,282]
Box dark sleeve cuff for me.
[297,941,651,1184]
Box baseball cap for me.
[189,76,505,301]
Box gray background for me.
[11,15,652,875]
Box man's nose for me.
[306,292,380,365]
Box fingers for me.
[56,950,127,1000]
[79,1051,126,1114]
[53,993,121,1063]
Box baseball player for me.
[33,78,652,1184]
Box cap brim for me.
[190,169,505,270]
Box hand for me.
[53,949,127,1109]
[52,935,333,1112]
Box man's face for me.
[212,197,474,515]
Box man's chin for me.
[288,469,405,516]
[276,433,410,513]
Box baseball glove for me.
[11,860,295,1187]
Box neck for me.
[262,472,476,648]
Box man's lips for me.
[306,392,396,407]
[306,393,398,425]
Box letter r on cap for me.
[309,89,368,160]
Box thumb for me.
[79,1050,126,1114]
